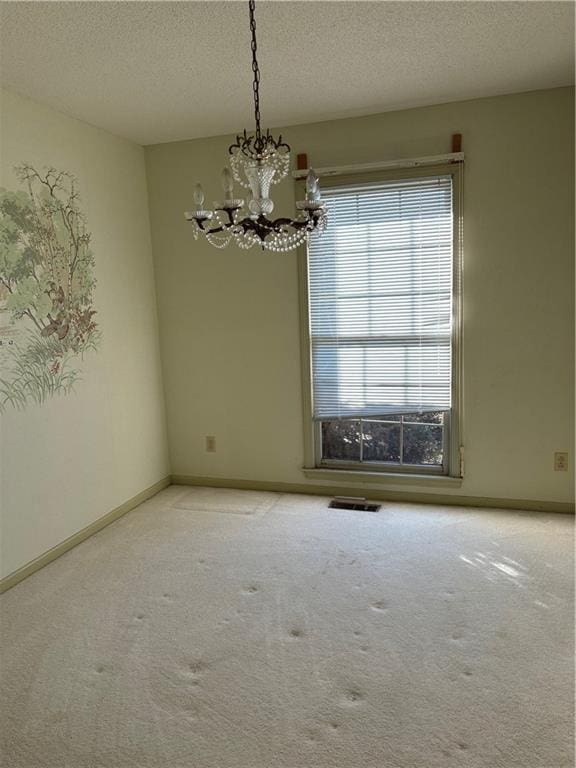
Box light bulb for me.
[221,168,234,200]
[193,184,204,208]
[306,169,319,201]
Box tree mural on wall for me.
[0,164,100,411]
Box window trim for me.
[298,162,464,478]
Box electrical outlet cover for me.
[554,452,568,471]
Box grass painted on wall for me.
[0,164,100,411]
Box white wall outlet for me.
[554,452,568,471]
[205,435,216,453]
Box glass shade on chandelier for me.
[184,0,327,253]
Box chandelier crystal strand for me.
[184,0,327,252]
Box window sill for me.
[302,467,463,489]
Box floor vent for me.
[329,497,381,513]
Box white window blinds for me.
[307,175,453,420]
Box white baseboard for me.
[0,476,171,594]
[2,472,571,595]
[171,473,575,514]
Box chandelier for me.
[185,0,327,252]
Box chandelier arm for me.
[194,211,325,242]
[195,219,229,235]
[214,207,238,225]
[267,217,315,231]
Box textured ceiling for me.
[1,1,574,146]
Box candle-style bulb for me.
[306,168,320,201]
[193,183,204,208]
[221,168,234,200]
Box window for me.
[301,165,462,476]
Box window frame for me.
[298,162,464,478]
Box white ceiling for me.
[1,1,574,146]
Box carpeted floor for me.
[1,486,574,768]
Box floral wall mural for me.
[0,164,100,411]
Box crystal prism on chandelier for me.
[185,0,327,252]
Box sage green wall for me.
[0,89,170,578]
[146,87,574,505]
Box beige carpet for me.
[1,486,573,768]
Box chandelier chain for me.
[249,0,261,141]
